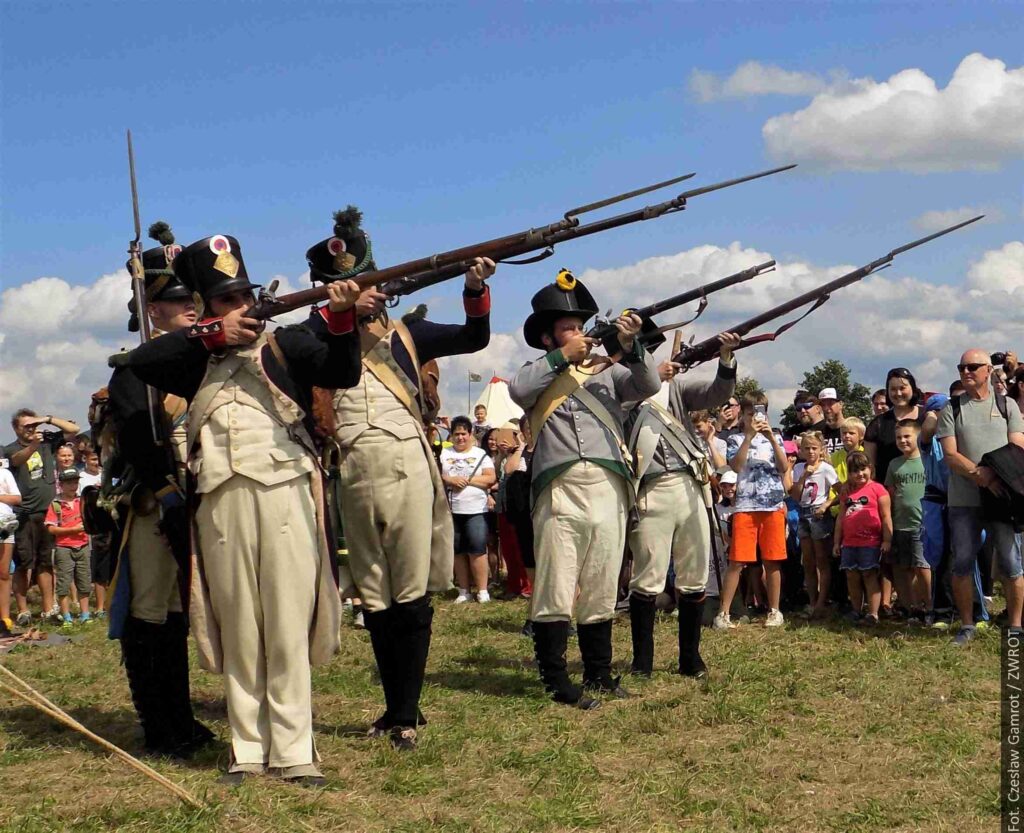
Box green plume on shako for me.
[332,206,363,237]
[148,221,176,246]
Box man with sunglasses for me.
[716,397,742,441]
[936,349,1024,646]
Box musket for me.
[245,164,796,320]
[672,215,985,369]
[586,259,776,346]
[126,130,164,446]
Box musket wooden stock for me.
[246,165,796,320]
[673,215,984,369]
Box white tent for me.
[473,376,523,428]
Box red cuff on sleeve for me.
[185,318,228,350]
[463,286,491,318]
[319,305,356,335]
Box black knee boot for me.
[677,595,708,678]
[122,616,168,753]
[160,612,215,756]
[363,606,400,733]
[388,597,433,748]
[629,593,657,676]
[578,620,630,698]
[532,620,599,709]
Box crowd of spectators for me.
[6,349,1024,651]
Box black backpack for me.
[951,392,1009,424]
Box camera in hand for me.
[992,352,1008,367]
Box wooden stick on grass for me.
[0,663,205,808]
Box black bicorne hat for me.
[523,269,599,350]
[172,234,259,303]
[126,221,192,332]
[306,205,376,284]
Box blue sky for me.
[2,1,1023,423]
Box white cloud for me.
[6,237,1024,432]
[913,207,1003,233]
[967,241,1024,292]
[762,53,1024,172]
[688,62,832,102]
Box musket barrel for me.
[675,216,983,366]
[247,165,796,319]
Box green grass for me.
[0,601,1001,832]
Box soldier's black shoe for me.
[629,593,657,676]
[678,597,708,679]
[582,675,632,699]
[390,726,418,751]
[217,771,254,786]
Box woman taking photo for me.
[440,416,497,603]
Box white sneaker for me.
[454,590,471,604]
[476,590,491,604]
[766,609,785,627]
[353,610,365,629]
[712,612,735,630]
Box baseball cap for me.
[58,468,80,482]
[925,393,949,412]
[719,470,738,485]
[817,387,838,402]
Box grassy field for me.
[0,599,1001,833]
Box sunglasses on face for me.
[957,362,989,374]
[795,402,816,412]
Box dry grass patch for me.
[0,599,1000,832]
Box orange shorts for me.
[729,508,788,563]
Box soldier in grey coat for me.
[510,271,660,709]
[625,331,740,678]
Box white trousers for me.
[196,474,319,769]
[338,434,433,612]
[531,462,628,625]
[629,471,710,596]
[128,511,182,623]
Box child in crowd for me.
[885,419,931,622]
[44,468,92,626]
[790,431,839,618]
[708,470,737,602]
[716,393,790,629]
[830,417,866,500]
[833,452,892,625]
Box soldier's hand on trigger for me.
[614,312,643,352]
[658,360,683,383]
[221,307,263,345]
[717,332,742,363]
[355,288,388,319]
[560,334,596,365]
[464,257,496,291]
[327,279,361,312]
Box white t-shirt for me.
[0,467,21,522]
[78,470,102,494]
[440,447,494,515]
[792,461,839,508]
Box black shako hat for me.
[523,269,599,350]
[127,221,192,332]
[306,206,376,284]
[173,234,259,303]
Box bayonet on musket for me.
[672,215,985,369]
[125,130,163,445]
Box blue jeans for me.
[948,505,1023,580]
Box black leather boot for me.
[532,620,599,709]
[677,596,708,678]
[122,616,171,753]
[578,620,630,698]
[159,612,215,757]
[629,593,657,676]
[363,606,399,735]
[388,597,434,748]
